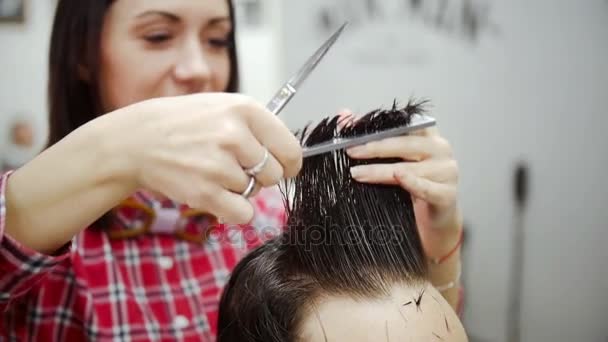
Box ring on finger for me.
[241,176,257,198]
[244,148,269,177]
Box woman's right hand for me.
[105,93,302,224]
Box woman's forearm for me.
[4,115,136,255]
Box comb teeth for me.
[297,99,434,158]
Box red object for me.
[431,227,464,265]
[0,171,286,341]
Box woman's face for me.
[97,0,232,112]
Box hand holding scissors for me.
[109,22,349,231]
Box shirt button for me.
[158,256,173,270]
[173,315,189,329]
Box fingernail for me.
[350,166,365,179]
[337,109,353,117]
[337,112,352,120]
[347,146,365,157]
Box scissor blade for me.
[301,114,436,158]
[266,22,347,116]
[288,22,348,90]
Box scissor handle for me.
[266,83,297,116]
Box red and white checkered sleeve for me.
[0,171,72,313]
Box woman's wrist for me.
[430,203,462,231]
[428,251,462,309]
[423,205,463,310]
[423,201,462,249]
[89,108,140,190]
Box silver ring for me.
[244,149,269,176]
[241,176,256,198]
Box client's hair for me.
[217,100,429,342]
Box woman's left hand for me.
[339,111,462,257]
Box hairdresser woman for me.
[0,0,463,340]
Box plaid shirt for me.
[0,171,286,341]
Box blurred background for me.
[0,0,607,341]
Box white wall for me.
[234,0,284,101]
[276,0,608,341]
[0,0,56,164]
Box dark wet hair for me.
[217,100,430,342]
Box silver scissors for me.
[266,22,348,115]
[267,22,436,158]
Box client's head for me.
[217,100,467,341]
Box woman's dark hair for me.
[217,100,430,342]
[47,0,240,148]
